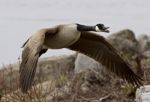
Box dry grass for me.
[0,56,149,102]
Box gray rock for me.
[108,29,138,55]
[138,35,150,53]
[74,53,111,86]
[136,85,150,102]
[74,53,101,73]
[36,54,76,81]
[108,29,137,42]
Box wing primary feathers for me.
[68,31,143,87]
[19,32,46,93]
[19,27,58,93]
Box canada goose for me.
[20,23,142,93]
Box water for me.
[0,0,150,65]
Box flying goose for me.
[20,23,142,93]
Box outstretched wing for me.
[20,28,58,93]
[68,32,143,86]
[19,31,45,93]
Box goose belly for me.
[44,28,80,49]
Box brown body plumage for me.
[20,23,142,93]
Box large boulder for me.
[108,29,138,55]
[138,35,150,53]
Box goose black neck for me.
[76,24,96,31]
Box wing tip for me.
[19,77,32,93]
[127,73,144,88]
[20,87,28,94]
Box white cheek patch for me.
[95,26,102,32]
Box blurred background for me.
[0,0,150,65]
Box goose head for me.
[95,24,109,33]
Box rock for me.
[108,29,137,42]
[136,85,150,102]
[108,29,138,55]
[74,53,101,73]
[138,35,150,53]
[36,54,76,81]
[74,53,112,88]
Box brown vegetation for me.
[0,55,149,102]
